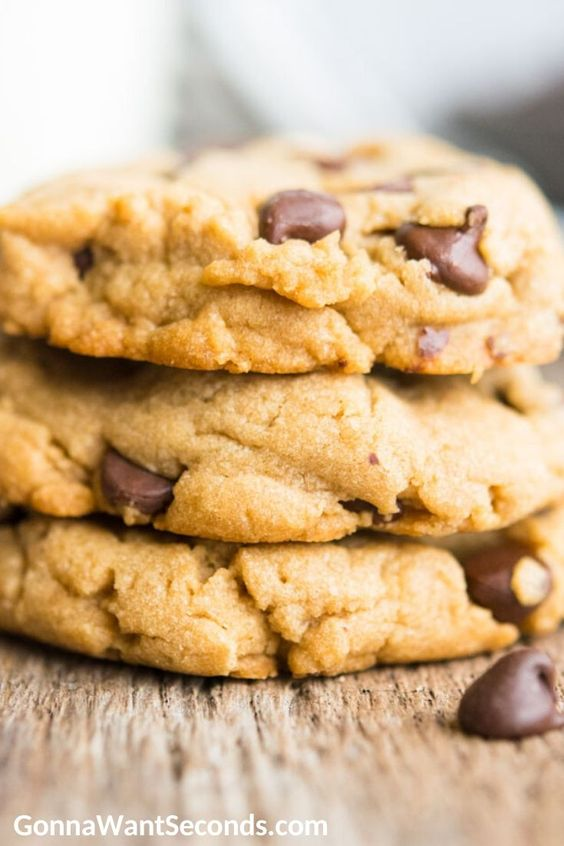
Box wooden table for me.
[1,631,563,846]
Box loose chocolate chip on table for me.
[395,204,489,295]
[258,190,346,245]
[462,542,552,625]
[458,648,564,739]
[101,449,174,515]
[417,327,450,360]
[73,246,94,278]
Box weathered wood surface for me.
[1,631,564,846]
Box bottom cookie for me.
[0,508,563,679]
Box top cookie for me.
[0,137,562,376]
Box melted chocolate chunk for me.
[462,542,552,625]
[259,190,346,244]
[101,449,174,516]
[395,205,489,295]
[458,649,564,739]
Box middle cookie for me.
[1,336,564,542]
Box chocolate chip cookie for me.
[1,502,562,678]
[1,336,563,542]
[0,137,562,376]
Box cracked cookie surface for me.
[1,504,563,678]
[1,337,564,542]
[0,137,562,376]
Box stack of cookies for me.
[0,136,564,679]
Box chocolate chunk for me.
[417,327,449,360]
[259,190,346,244]
[463,542,552,625]
[458,649,564,739]
[101,449,174,515]
[395,205,489,295]
[73,246,94,278]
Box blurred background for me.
[1,0,564,202]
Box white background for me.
[1,0,564,199]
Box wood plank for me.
[1,631,563,846]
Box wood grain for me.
[1,632,564,845]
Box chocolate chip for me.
[458,649,564,739]
[101,449,174,515]
[368,452,379,466]
[395,205,489,295]
[417,327,449,360]
[258,190,346,244]
[360,176,414,193]
[462,542,552,625]
[73,246,94,278]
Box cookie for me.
[1,504,562,678]
[1,337,563,542]
[0,137,562,376]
